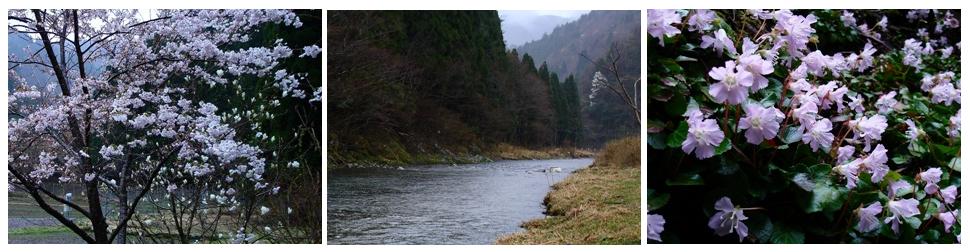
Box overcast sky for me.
[498,10,589,48]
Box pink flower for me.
[950,109,961,139]
[837,145,855,164]
[863,144,890,183]
[802,118,834,152]
[919,167,943,194]
[772,10,817,58]
[701,29,738,56]
[936,209,959,233]
[940,185,958,205]
[682,112,725,160]
[847,94,865,114]
[738,38,774,91]
[688,9,716,32]
[840,10,857,27]
[888,179,913,199]
[852,42,877,72]
[876,16,888,30]
[834,158,862,189]
[793,100,819,129]
[884,198,920,235]
[648,213,666,242]
[801,50,829,76]
[875,91,897,114]
[815,81,848,111]
[941,46,954,58]
[708,197,749,242]
[855,202,882,233]
[738,104,785,144]
[930,82,960,105]
[904,119,923,140]
[849,114,887,152]
[648,10,683,46]
[708,61,753,104]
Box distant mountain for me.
[516,10,639,79]
[516,10,641,147]
[500,14,571,48]
[8,32,56,90]
[9,31,107,92]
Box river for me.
[326,158,594,244]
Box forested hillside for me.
[516,10,641,147]
[328,11,584,166]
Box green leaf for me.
[680,43,697,52]
[665,94,687,116]
[882,171,903,186]
[647,133,667,150]
[919,229,941,243]
[903,216,922,229]
[718,156,740,175]
[932,143,959,156]
[675,55,698,62]
[830,114,850,123]
[770,223,805,244]
[781,126,803,144]
[791,173,815,191]
[660,58,684,74]
[922,199,940,221]
[949,157,961,172]
[806,183,844,213]
[666,121,689,148]
[684,97,700,116]
[647,119,666,133]
[911,100,930,114]
[666,172,705,186]
[892,154,911,165]
[806,164,832,179]
[715,138,732,156]
[647,189,670,211]
[802,165,845,214]
[747,215,774,243]
[908,141,928,157]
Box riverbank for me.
[328,142,594,170]
[497,136,640,244]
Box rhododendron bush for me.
[647,9,960,243]
[8,9,321,243]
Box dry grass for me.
[496,136,641,245]
[592,136,640,168]
[489,143,596,160]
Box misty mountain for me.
[8,32,56,90]
[500,14,571,48]
[8,31,106,92]
[516,10,641,147]
[516,10,640,79]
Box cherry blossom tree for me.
[8,9,320,243]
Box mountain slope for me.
[516,10,641,147]
[516,10,640,79]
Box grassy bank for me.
[328,140,594,170]
[497,136,640,245]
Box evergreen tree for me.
[521,53,537,74]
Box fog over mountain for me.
[498,10,588,48]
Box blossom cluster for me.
[648,9,960,244]
[7,9,321,243]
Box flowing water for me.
[327,158,594,244]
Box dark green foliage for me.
[327,11,583,166]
